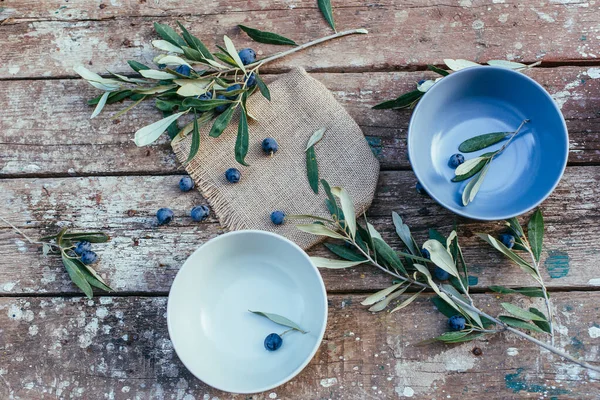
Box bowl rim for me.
[408,65,569,220]
[166,229,328,394]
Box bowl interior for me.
[167,230,327,394]
[408,66,568,220]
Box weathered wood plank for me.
[0,293,597,399]
[1,67,599,176]
[1,168,599,295]
[1,2,600,79]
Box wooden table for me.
[1,1,599,399]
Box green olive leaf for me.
[499,316,546,334]
[528,307,552,333]
[306,146,319,194]
[422,239,459,278]
[501,303,547,321]
[390,289,425,313]
[127,60,150,72]
[235,107,249,166]
[368,287,408,312]
[255,75,271,101]
[62,255,94,299]
[317,0,336,31]
[305,128,327,151]
[427,64,449,76]
[309,257,365,269]
[223,35,246,73]
[323,243,366,262]
[372,90,423,110]
[238,25,297,46]
[458,131,510,153]
[154,22,186,47]
[462,161,490,206]
[187,112,201,162]
[177,21,214,60]
[296,224,346,240]
[134,111,188,146]
[248,310,307,333]
[527,208,544,262]
[331,187,356,239]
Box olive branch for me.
[292,180,599,373]
[1,216,112,299]
[76,21,367,165]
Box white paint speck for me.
[28,325,39,336]
[587,68,600,79]
[78,318,99,348]
[506,347,519,356]
[533,8,556,23]
[121,386,130,393]
[402,387,415,397]
[8,66,20,75]
[472,20,484,29]
[589,326,600,338]
[320,378,338,388]
[498,14,509,23]
[3,282,16,292]
[514,42,523,49]
[459,0,472,7]
[14,239,28,253]
[96,307,109,319]
[269,393,277,399]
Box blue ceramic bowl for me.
[408,66,568,220]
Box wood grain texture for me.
[1,168,599,295]
[0,293,598,400]
[1,67,599,176]
[1,1,600,79]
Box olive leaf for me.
[62,255,93,299]
[90,92,109,119]
[422,239,459,278]
[455,156,488,176]
[223,35,246,72]
[487,60,527,69]
[441,284,484,328]
[489,286,545,298]
[443,59,479,71]
[499,316,546,334]
[331,187,356,238]
[528,209,544,262]
[186,112,200,162]
[177,21,214,60]
[361,283,404,306]
[235,105,250,166]
[458,132,510,153]
[372,90,423,110]
[238,25,297,46]
[431,296,458,318]
[452,152,494,182]
[414,264,462,315]
[475,234,536,277]
[323,243,366,262]
[151,39,184,54]
[392,212,419,255]
[255,75,271,101]
[154,22,186,47]
[310,257,365,269]
[207,107,235,138]
[390,289,425,313]
[248,310,307,333]
[134,111,188,146]
[528,307,552,333]
[368,288,408,312]
[296,224,346,240]
[318,0,336,32]
[127,60,150,72]
[306,146,319,194]
[427,64,449,76]
[507,217,525,238]
[87,90,133,106]
[501,303,547,321]
[305,127,327,151]
[461,161,491,206]
[373,238,407,274]
[139,69,178,80]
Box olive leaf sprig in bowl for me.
[290,180,599,373]
[453,119,530,205]
[76,21,367,166]
[372,59,541,110]
[1,217,112,299]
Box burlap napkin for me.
[172,68,380,250]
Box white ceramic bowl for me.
[167,230,328,394]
